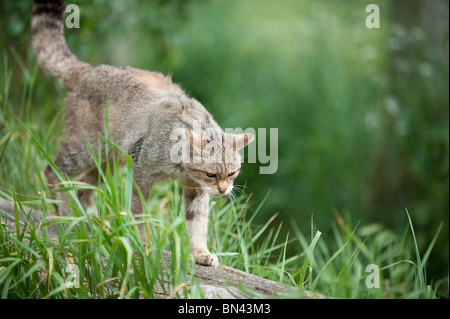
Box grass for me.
[0,165,445,298]
[0,47,447,299]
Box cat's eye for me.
[227,172,236,177]
[206,172,217,178]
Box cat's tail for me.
[31,0,91,89]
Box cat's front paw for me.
[195,253,219,268]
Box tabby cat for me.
[32,0,253,267]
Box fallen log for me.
[0,197,324,299]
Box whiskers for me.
[231,184,249,196]
[228,184,249,205]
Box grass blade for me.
[0,132,12,164]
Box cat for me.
[31,0,254,267]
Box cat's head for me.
[182,129,254,197]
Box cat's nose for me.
[218,187,227,194]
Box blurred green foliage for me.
[1,0,448,281]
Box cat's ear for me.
[227,133,255,150]
[185,129,207,149]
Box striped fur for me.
[32,0,91,89]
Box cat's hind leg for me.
[77,166,99,211]
[45,139,95,215]
[130,174,153,216]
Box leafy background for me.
[1,0,448,288]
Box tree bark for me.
[0,197,324,299]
